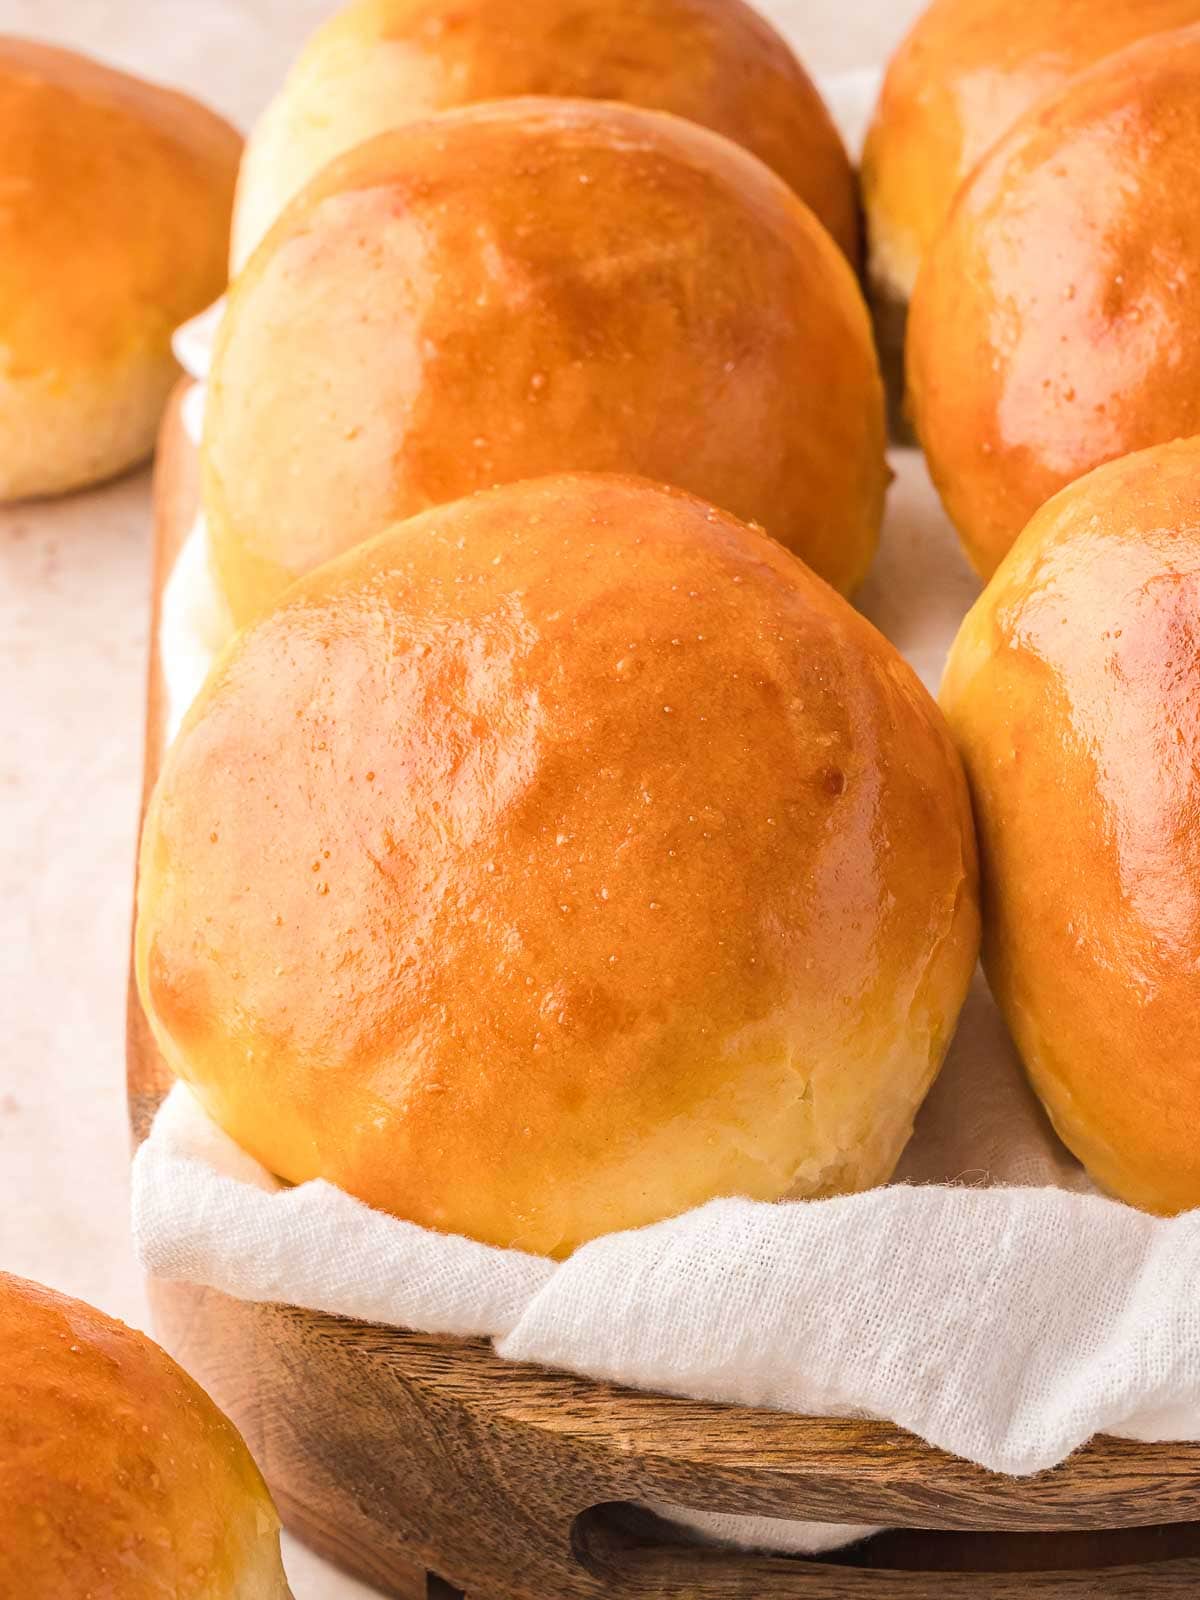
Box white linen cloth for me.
[134,71,1200,1555]
[136,1072,1200,1553]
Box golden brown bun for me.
[862,0,1200,310]
[137,473,979,1259]
[230,0,858,275]
[908,24,1200,578]
[0,1272,290,1599]
[941,438,1200,1214]
[0,38,240,500]
[206,98,886,627]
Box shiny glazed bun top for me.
[230,0,858,273]
[0,37,240,500]
[206,99,886,628]
[138,474,979,1259]
[941,439,1200,1214]
[908,23,1200,577]
[0,1272,290,1599]
[862,0,1200,307]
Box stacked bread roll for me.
[22,1,1200,1587]
[206,97,886,620]
[134,0,984,1257]
[909,23,1200,576]
[139,473,979,1256]
[863,0,1200,322]
[942,439,1200,1214]
[135,0,1200,1257]
[860,0,1200,1209]
[862,2,1200,576]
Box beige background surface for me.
[0,1,926,1594]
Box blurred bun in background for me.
[0,38,239,500]
[862,0,1200,315]
[908,24,1200,576]
[230,0,859,274]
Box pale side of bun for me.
[206,98,886,627]
[230,0,858,275]
[137,473,979,1260]
[908,23,1200,578]
[0,38,240,500]
[941,438,1200,1214]
[862,0,1200,311]
[0,1272,290,1599]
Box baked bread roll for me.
[136,473,979,1259]
[862,0,1200,315]
[230,0,858,274]
[908,24,1200,577]
[0,1271,290,1598]
[941,438,1200,1213]
[205,98,886,627]
[0,38,240,501]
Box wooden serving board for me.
[128,382,1200,1597]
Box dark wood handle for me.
[570,1508,1200,1598]
[589,1554,1200,1598]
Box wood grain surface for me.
[128,382,1200,1597]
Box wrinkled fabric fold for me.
[134,1083,1200,1557]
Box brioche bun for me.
[0,1271,289,1599]
[137,473,978,1259]
[0,38,239,500]
[230,0,858,274]
[908,24,1200,577]
[941,438,1200,1213]
[205,99,886,627]
[862,0,1200,313]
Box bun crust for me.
[908,23,1200,577]
[941,439,1200,1213]
[138,473,978,1259]
[862,0,1200,308]
[206,99,885,626]
[230,0,858,273]
[0,39,240,500]
[0,1272,290,1599]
